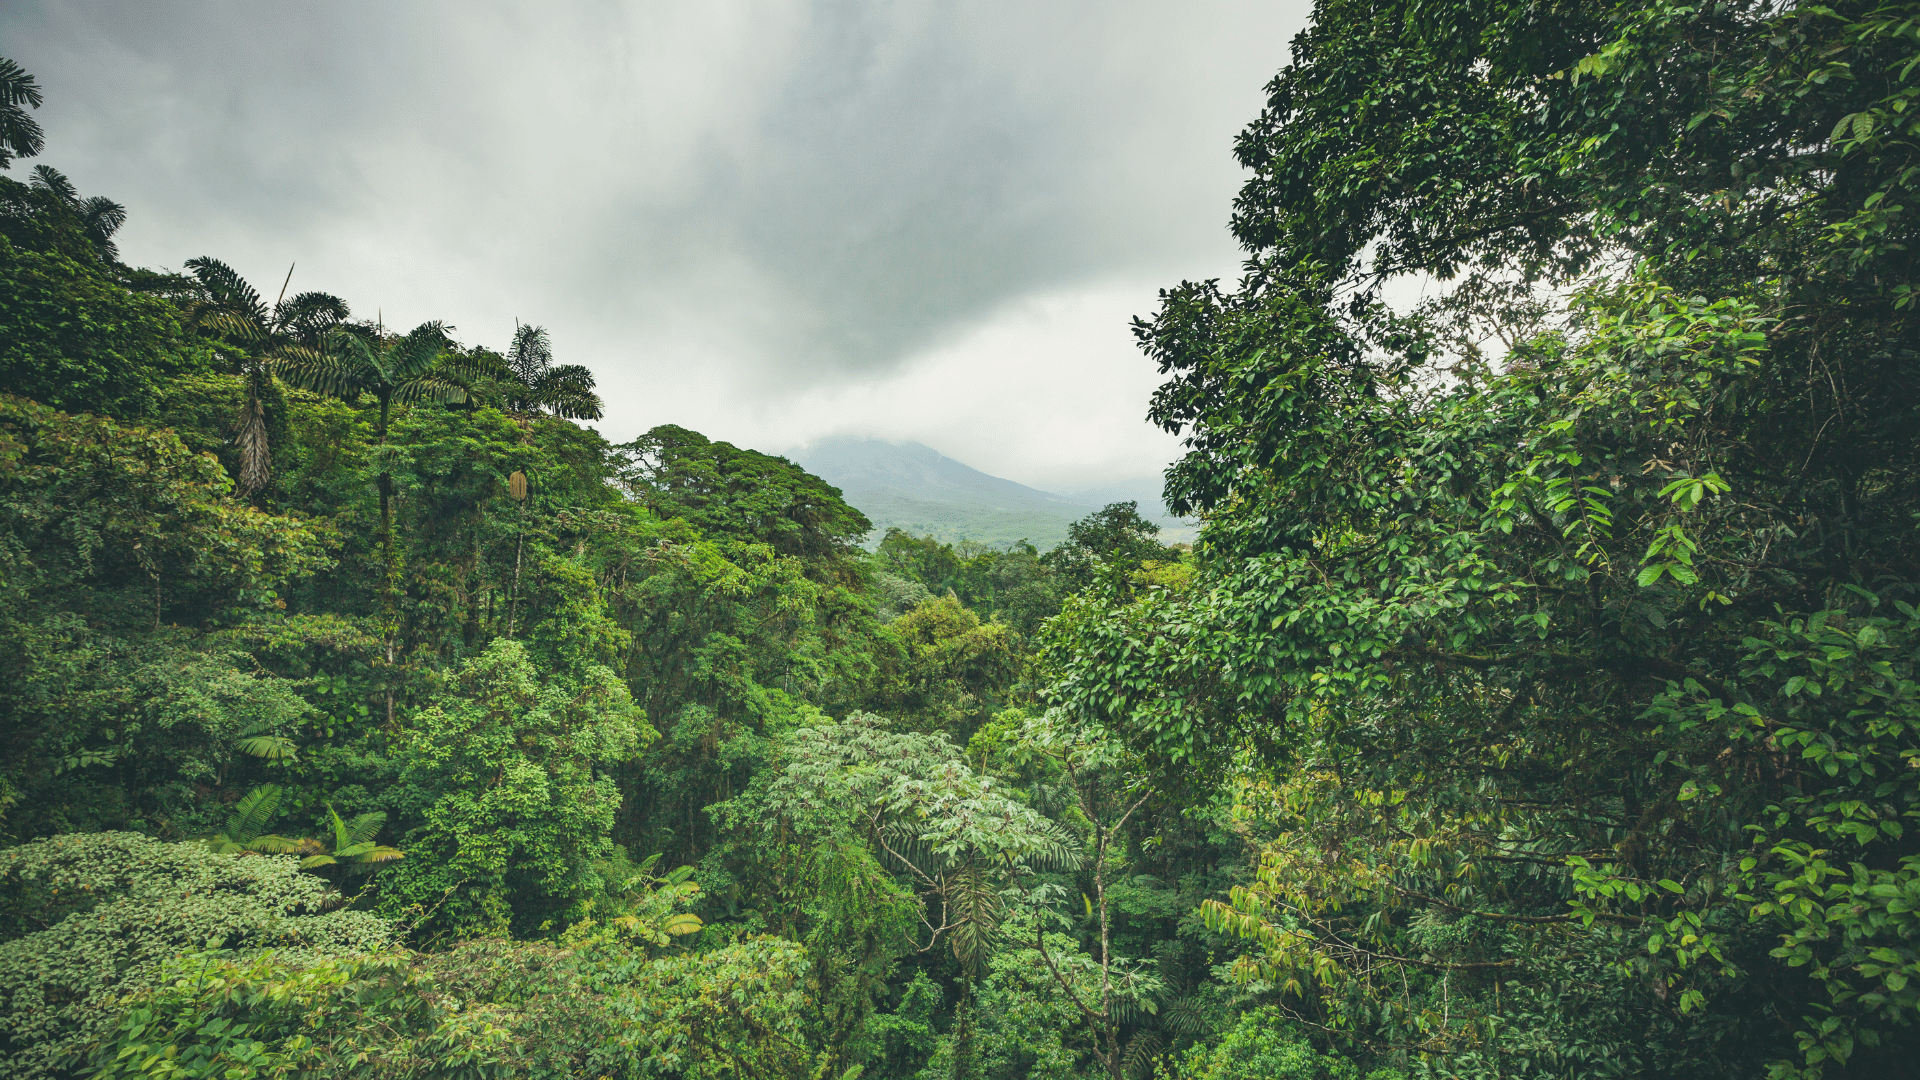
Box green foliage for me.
[0,395,328,622]
[0,57,45,171]
[1047,0,1920,1076]
[202,785,300,856]
[1040,502,1169,595]
[0,397,332,835]
[377,639,651,939]
[86,934,811,1080]
[749,712,1078,963]
[291,805,404,873]
[1178,1009,1401,1080]
[488,323,604,422]
[874,594,1022,737]
[0,235,211,417]
[616,424,872,567]
[873,530,1064,633]
[0,832,389,1079]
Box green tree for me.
[86,934,815,1080]
[0,397,330,835]
[1042,502,1168,596]
[614,424,872,568]
[1178,1009,1401,1080]
[1054,0,1920,1075]
[0,58,44,171]
[377,639,651,940]
[874,594,1022,738]
[182,257,353,495]
[277,319,473,584]
[498,323,603,421]
[728,711,1079,1079]
[26,165,124,263]
[0,832,390,1080]
[0,232,213,418]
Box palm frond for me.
[0,57,43,168]
[184,257,268,327]
[235,396,271,495]
[199,310,268,345]
[274,342,363,398]
[234,734,298,762]
[507,324,553,385]
[392,374,468,408]
[662,913,704,936]
[535,364,603,420]
[382,321,452,378]
[945,863,1002,970]
[1160,993,1213,1036]
[356,845,404,864]
[1123,1031,1165,1080]
[324,805,353,851]
[228,784,283,840]
[81,195,125,237]
[435,347,496,384]
[274,290,352,342]
[81,196,124,261]
[344,811,388,846]
[0,57,43,110]
[28,163,75,204]
[245,833,302,855]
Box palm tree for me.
[291,806,403,873]
[500,323,603,421]
[184,257,352,495]
[28,164,126,261]
[278,320,475,558]
[203,784,300,856]
[0,57,44,170]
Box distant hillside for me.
[786,437,1192,548]
[1058,478,1183,525]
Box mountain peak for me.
[787,437,1186,548]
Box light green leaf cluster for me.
[0,832,390,1079]
[375,638,651,939]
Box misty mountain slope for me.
[787,436,1191,548]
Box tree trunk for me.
[235,381,271,496]
[506,501,527,638]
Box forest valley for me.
[3,0,1920,1077]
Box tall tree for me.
[1054,0,1920,1075]
[499,323,603,421]
[27,165,125,263]
[0,57,44,171]
[278,319,473,559]
[183,257,351,495]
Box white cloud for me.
[728,281,1187,490]
[2,0,1308,484]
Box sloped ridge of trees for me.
[5,1,1920,1075]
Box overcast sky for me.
[3,1,1309,490]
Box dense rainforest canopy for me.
[3,0,1920,1077]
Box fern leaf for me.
[662,913,704,936]
[228,784,282,840]
[1122,1031,1165,1079]
[344,812,387,846]
[235,735,298,762]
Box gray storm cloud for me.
[1,0,1307,488]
